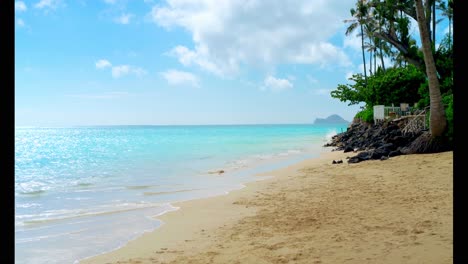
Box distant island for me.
[313,114,349,125]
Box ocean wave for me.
[19,190,47,196]
[15,203,41,209]
[143,189,201,196]
[324,129,338,142]
[75,183,93,187]
[16,181,50,196]
[19,202,171,227]
[125,185,154,190]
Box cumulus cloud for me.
[343,34,362,52]
[115,13,133,24]
[95,59,146,78]
[95,59,112,69]
[112,65,147,78]
[262,75,293,92]
[151,0,354,76]
[160,69,200,87]
[15,1,27,12]
[34,0,59,9]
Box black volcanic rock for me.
[313,114,349,125]
[324,119,426,163]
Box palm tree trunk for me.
[374,48,377,73]
[415,0,447,137]
[360,22,368,82]
[379,44,385,71]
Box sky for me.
[15,0,451,126]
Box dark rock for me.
[347,156,362,163]
[388,149,402,157]
[343,146,354,153]
[380,156,389,160]
[322,116,448,164]
[370,148,389,160]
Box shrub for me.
[355,106,374,123]
[443,94,453,142]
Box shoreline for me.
[77,147,333,264]
[81,149,453,264]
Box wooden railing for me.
[401,106,430,134]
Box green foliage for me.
[417,82,429,108]
[435,35,454,95]
[354,106,374,123]
[331,65,426,107]
[330,73,369,106]
[443,93,453,141]
[370,65,425,106]
[417,35,453,108]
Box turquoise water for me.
[15,124,347,264]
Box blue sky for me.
[15,0,451,126]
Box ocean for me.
[15,124,347,264]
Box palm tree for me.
[345,0,369,82]
[414,0,447,137]
[438,0,453,48]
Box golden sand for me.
[81,150,453,264]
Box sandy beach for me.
[81,149,453,264]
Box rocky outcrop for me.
[324,119,425,163]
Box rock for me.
[323,118,432,163]
[343,146,354,153]
[388,149,402,157]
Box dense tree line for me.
[331,0,453,141]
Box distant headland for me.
[313,114,349,125]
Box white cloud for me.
[115,13,133,24]
[95,59,146,78]
[160,69,200,87]
[95,59,112,69]
[15,1,27,12]
[34,0,59,9]
[151,0,354,76]
[17,19,26,27]
[343,34,362,52]
[262,75,293,92]
[111,65,147,78]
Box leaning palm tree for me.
[414,0,447,137]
